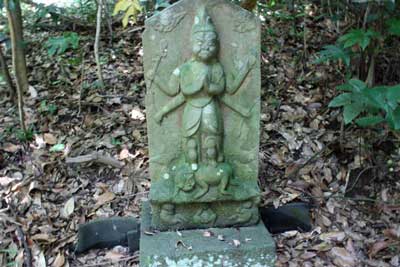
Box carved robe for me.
[173,59,225,138]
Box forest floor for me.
[1,7,400,267]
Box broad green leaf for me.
[348,79,367,93]
[45,33,80,56]
[366,86,387,109]
[314,45,350,66]
[392,106,400,130]
[50,143,65,152]
[355,115,385,127]
[329,93,352,107]
[336,83,353,92]
[343,102,364,124]
[386,84,400,102]
[338,29,378,51]
[387,18,400,36]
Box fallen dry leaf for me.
[203,231,214,237]
[3,143,21,153]
[62,197,75,218]
[95,191,115,207]
[232,239,241,247]
[52,253,65,267]
[44,133,57,145]
[368,241,389,258]
[330,247,357,267]
[320,231,346,242]
[130,109,145,121]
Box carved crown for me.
[191,6,217,35]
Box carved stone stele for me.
[143,0,261,230]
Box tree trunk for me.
[95,0,104,87]
[0,46,16,103]
[103,1,114,47]
[5,0,27,132]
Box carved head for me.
[191,6,218,62]
[161,203,175,213]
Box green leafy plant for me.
[338,29,380,51]
[39,100,58,115]
[45,32,80,56]
[329,79,400,130]
[387,18,400,36]
[15,127,34,141]
[111,137,122,146]
[315,28,380,66]
[314,44,350,67]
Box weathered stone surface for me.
[140,202,276,267]
[143,0,261,230]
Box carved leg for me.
[194,179,209,199]
[219,175,231,195]
[173,186,181,198]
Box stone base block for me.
[151,200,260,231]
[140,201,276,267]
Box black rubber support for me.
[260,202,312,234]
[75,202,311,254]
[75,217,140,254]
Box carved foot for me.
[194,187,209,199]
[219,189,232,196]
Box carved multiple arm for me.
[154,93,185,123]
[152,53,257,123]
[226,54,256,95]
[151,69,180,97]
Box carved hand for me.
[154,111,164,124]
[145,69,155,81]
[247,53,257,69]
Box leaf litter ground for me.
[0,9,399,267]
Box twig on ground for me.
[286,145,331,179]
[345,166,378,194]
[78,52,86,116]
[303,195,400,206]
[6,204,32,267]
[16,226,33,267]
[66,152,124,168]
[94,0,104,87]
[78,254,139,267]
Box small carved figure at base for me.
[229,200,254,224]
[160,203,185,225]
[193,206,217,225]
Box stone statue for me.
[143,0,262,230]
[140,2,276,266]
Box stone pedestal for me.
[140,202,276,267]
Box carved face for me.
[192,31,218,62]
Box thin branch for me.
[0,45,16,102]
[16,226,33,267]
[78,254,139,267]
[95,0,105,87]
[78,52,86,115]
[7,204,32,267]
[66,152,124,168]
